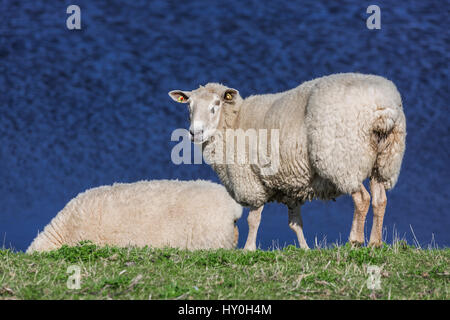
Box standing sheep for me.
[27,180,242,253]
[169,73,406,250]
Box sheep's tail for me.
[371,105,406,190]
[372,107,399,133]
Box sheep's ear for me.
[169,90,190,103]
[223,88,239,102]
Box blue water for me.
[0,0,448,251]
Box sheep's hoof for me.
[368,240,383,248]
[350,240,364,248]
[243,246,257,251]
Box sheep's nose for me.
[189,121,204,141]
[189,128,203,137]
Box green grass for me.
[0,241,448,300]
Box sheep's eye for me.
[224,92,233,101]
[210,107,215,114]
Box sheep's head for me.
[169,83,242,144]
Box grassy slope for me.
[0,242,448,300]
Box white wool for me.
[170,73,406,249]
[26,180,242,253]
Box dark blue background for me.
[1,0,448,251]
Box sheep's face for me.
[169,83,241,144]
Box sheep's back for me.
[27,180,242,252]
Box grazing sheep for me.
[169,73,406,249]
[26,180,242,253]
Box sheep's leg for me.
[243,206,263,251]
[368,179,387,247]
[349,184,371,246]
[288,205,309,249]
